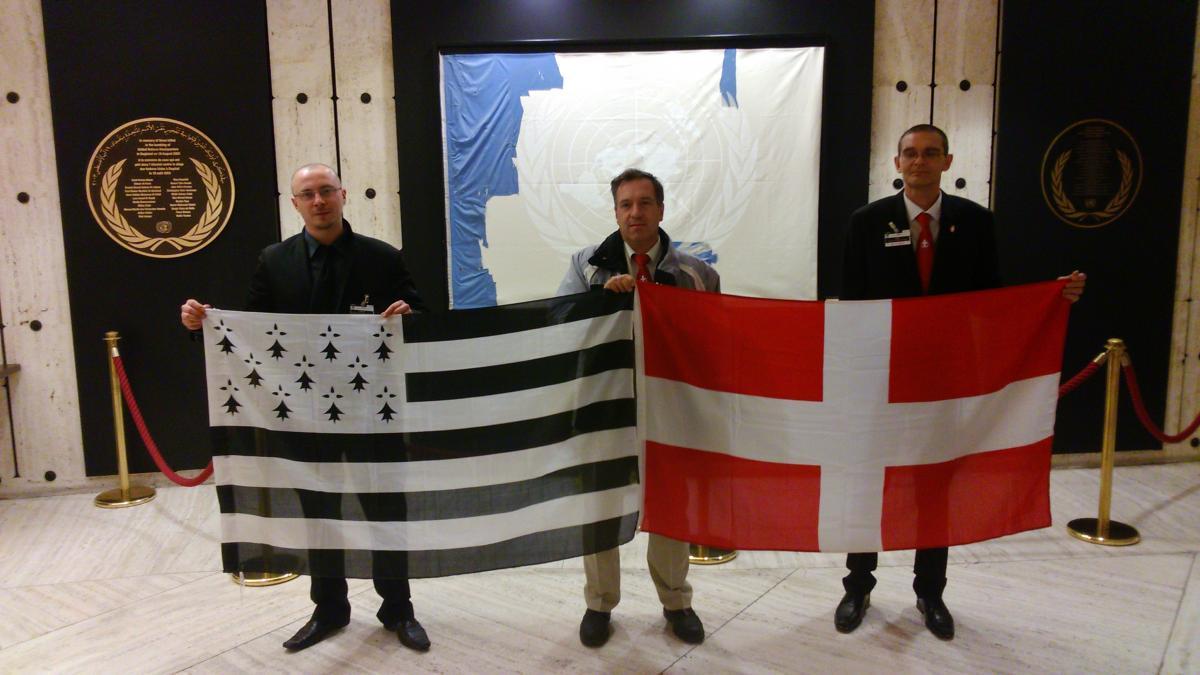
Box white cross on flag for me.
[636,280,1070,552]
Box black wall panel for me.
[994,1,1197,451]
[42,0,278,475]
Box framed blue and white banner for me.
[441,47,824,307]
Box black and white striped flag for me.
[203,291,637,579]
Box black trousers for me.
[310,573,413,626]
[843,547,948,599]
[300,489,414,626]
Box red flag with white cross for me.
[636,280,1070,552]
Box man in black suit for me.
[836,125,1085,640]
[181,163,429,652]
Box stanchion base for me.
[1066,518,1140,546]
[94,485,156,509]
[689,544,738,565]
[232,571,300,587]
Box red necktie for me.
[632,253,652,283]
[915,211,934,293]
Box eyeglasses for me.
[900,149,946,160]
[294,186,341,201]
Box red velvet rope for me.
[1122,361,1200,443]
[112,355,214,487]
[1058,360,1102,398]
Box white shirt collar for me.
[624,238,663,274]
[902,191,943,225]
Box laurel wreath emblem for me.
[1049,148,1134,223]
[99,157,224,252]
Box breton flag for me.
[203,292,638,579]
[637,280,1070,552]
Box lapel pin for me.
[887,221,898,233]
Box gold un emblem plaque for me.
[85,117,234,258]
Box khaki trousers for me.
[583,533,692,612]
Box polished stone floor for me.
[0,462,1197,673]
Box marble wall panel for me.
[932,0,997,207]
[871,0,998,207]
[0,0,86,495]
[336,98,402,246]
[868,86,932,202]
[868,0,936,202]
[331,0,402,247]
[331,0,396,98]
[267,0,336,239]
[276,193,301,239]
[872,0,935,88]
[1166,15,1200,460]
[933,0,998,83]
[933,85,995,206]
[271,97,338,198]
[0,383,10,485]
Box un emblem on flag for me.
[85,117,235,258]
[1040,118,1142,229]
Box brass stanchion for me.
[230,429,298,586]
[689,544,738,565]
[95,331,156,508]
[233,569,299,587]
[1067,339,1140,546]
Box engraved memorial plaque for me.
[85,118,235,258]
[1040,118,1142,229]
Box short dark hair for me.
[610,168,664,206]
[897,124,949,155]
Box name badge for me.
[884,230,911,247]
[349,294,375,314]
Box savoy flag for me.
[204,291,638,578]
[636,280,1070,552]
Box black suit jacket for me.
[840,191,1001,568]
[840,191,1001,300]
[245,221,425,314]
[239,221,422,596]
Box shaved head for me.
[290,163,341,193]
[290,163,347,243]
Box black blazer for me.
[840,191,1001,301]
[245,221,425,314]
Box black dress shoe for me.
[579,609,611,647]
[916,597,955,640]
[663,607,705,644]
[392,618,431,651]
[283,616,349,651]
[834,592,869,633]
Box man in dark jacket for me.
[837,125,1085,640]
[181,163,428,653]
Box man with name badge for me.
[180,163,430,653]
[838,125,1085,640]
